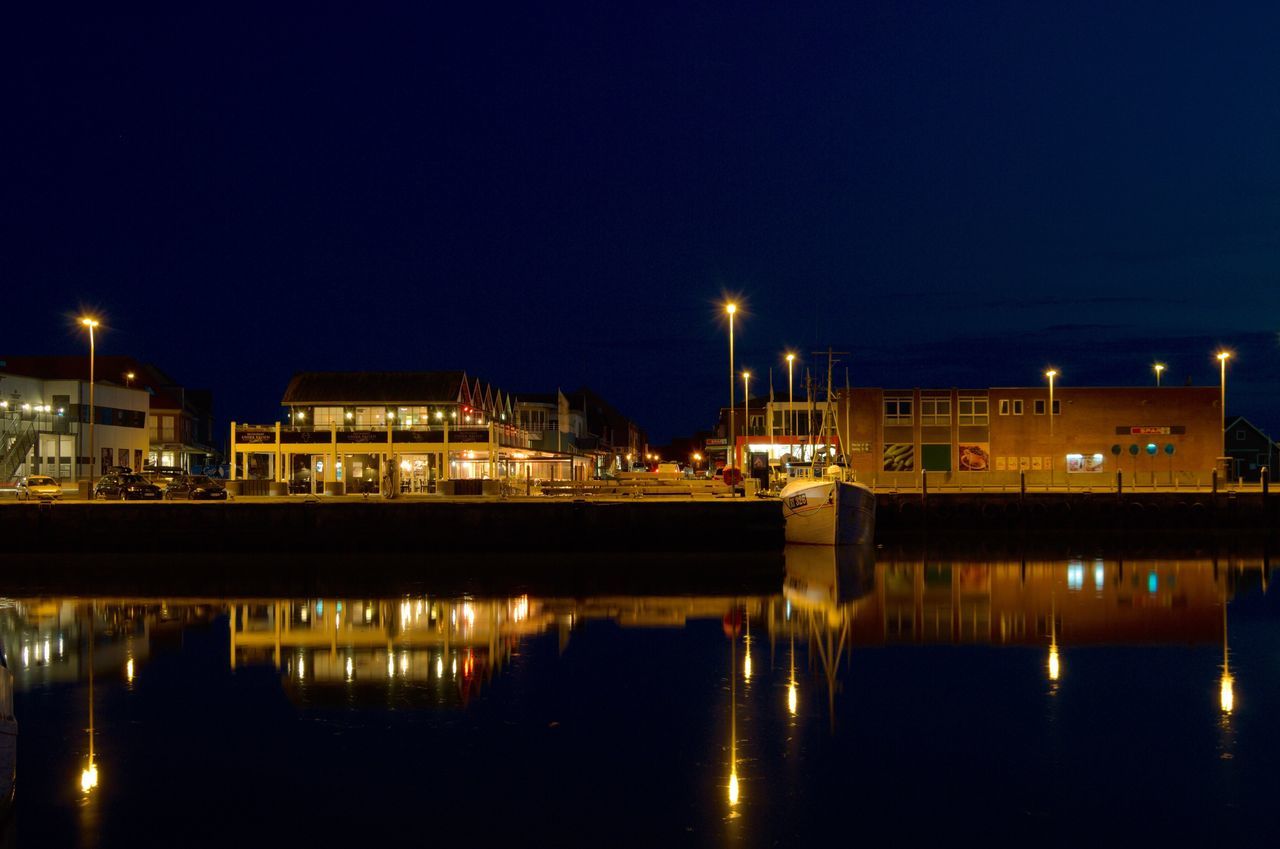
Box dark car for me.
[163,475,228,500]
[93,473,163,501]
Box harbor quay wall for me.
[876,490,1279,539]
[0,499,784,554]
[1,493,1273,563]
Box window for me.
[883,395,913,426]
[1034,399,1046,415]
[958,395,988,425]
[1052,399,1061,415]
[998,399,1010,416]
[312,407,343,427]
[1013,400,1023,415]
[920,395,951,426]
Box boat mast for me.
[812,347,850,470]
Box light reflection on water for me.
[0,547,1273,846]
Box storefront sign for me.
[705,438,728,447]
[395,430,443,443]
[1120,426,1185,435]
[339,430,387,444]
[236,429,275,444]
[448,429,489,443]
[849,441,872,453]
[281,431,332,444]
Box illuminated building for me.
[0,356,216,477]
[710,385,1224,486]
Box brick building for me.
[716,385,1223,487]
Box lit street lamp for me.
[1044,369,1057,438]
[125,370,135,388]
[785,352,796,441]
[1045,368,1057,486]
[80,317,99,490]
[1153,362,1165,387]
[1217,351,1231,458]
[726,303,737,469]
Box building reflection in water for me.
[0,548,1268,818]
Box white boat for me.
[780,467,876,546]
[0,645,15,816]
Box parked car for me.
[16,475,62,501]
[93,474,163,501]
[163,475,228,500]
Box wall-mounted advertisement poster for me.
[883,443,914,472]
[1066,453,1106,472]
[958,443,990,471]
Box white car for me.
[16,475,62,501]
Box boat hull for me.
[780,479,876,546]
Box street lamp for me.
[125,371,135,388]
[1216,351,1231,465]
[1153,363,1165,387]
[80,317,99,490]
[785,353,796,441]
[726,303,737,469]
[1044,369,1058,487]
[1044,369,1057,438]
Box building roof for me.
[0,355,195,411]
[281,371,470,405]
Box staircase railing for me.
[0,420,37,482]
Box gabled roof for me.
[282,371,468,405]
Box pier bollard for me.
[1116,470,1122,496]
[1212,468,1218,494]
[1262,466,1269,496]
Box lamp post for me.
[125,371,135,388]
[1045,369,1057,486]
[1044,369,1057,438]
[1217,351,1231,463]
[726,303,737,469]
[785,353,796,441]
[743,371,751,471]
[80,317,99,490]
[1153,363,1164,387]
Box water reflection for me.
[0,548,1270,843]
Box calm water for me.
[2,546,1278,847]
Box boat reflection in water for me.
[0,550,1268,843]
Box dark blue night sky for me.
[5,2,1278,442]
